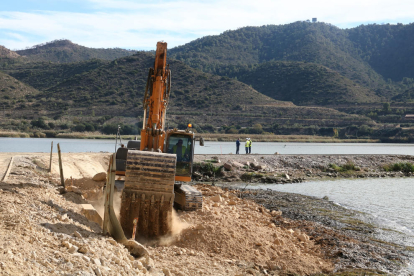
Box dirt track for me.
[0,153,412,275]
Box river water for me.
[2,137,414,155]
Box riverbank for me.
[0,152,413,275]
[193,154,414,184]
[0,130,380,143]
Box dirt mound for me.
[151,185,333,275]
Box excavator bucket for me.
[120,150,176,238]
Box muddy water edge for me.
[224,187,413,275]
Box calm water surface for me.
[2,137,414,155]
[242,178,414,236]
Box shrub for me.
[383,162,414,173]
[328,161,360,172]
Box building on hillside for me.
[312,18,317,23]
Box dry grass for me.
[0,131,30,138]
[0,130,379,143]
[56,131,139,140]
[198,133,379,143]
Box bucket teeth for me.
[120,150,176,238]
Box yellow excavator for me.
[103,42,203,242]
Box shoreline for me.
[235,186,414,275]
[0,131,382,143]
[193,154,414,184]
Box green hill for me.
[347,23,414,82]
[392,87,414,102]
[170,22,386,92]
[34,52,292,117]
[228,61,382,105]
[16,39,136,63]
[0,71,39,99]
[4,59,108,91]
[0,71,40,115]
[1,52,373,134]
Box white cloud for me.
[0,0,413,50]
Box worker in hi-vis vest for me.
[173,139,187,161]
[245,138,249,154]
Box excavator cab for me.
[165,131,195,182]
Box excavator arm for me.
[140,42,171,152]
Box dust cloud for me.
[158,210,190,246]
[92,192,122,220]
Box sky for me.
[0,0,413,51]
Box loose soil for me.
[0,153,412,275]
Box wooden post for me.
[57,143,65,187]
[49,141,53,173]
[1,157,14,182]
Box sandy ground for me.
[0,153,411,275]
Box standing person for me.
[248,138,252,154]
[245,138,249,154]
[236,138,240,154]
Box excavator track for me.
[174,184,203,211]
[120,150,176,238]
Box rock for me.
[271,210,282,217]
[228,199,237,205]
[78,246,89,254]
[133,260,144,269]
[163,268,172,276]
[80,204,103,226]
[213,202,221,207]
[94,267,102,276]
[68,245,79,254]
[93,258,101,266]
[273,239,283,245]
[256,163,267,170]
[58,213,68,221]
[82,255,90,262]
[231,161,244,168]
[140,255,155,268]
[223,162,233,171]
[73,231,82,239]
[193,171,202,178]
[62,241,72,249]
[298,234,309,242]
[123,240,149,258]
[92,172,107,181]
[284,173,290,180]
[211,195,222,202]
